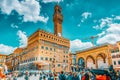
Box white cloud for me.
[82,12,92,19]
[97,31,105,37]
[93,17,112,30]
[97,23,120,44]
[77,24,81,27]
[93,16,120,30]
[93,25,99,30]
[11,24,18,28]
[93,15,120,45]
[0,30,27,54]
[70,39,93,53]
[77,12,92,26]
[17,30,27,48]
[0,44,16,54]
[80,12,92,23]
[42,0,63,3]
[91,15,120,44]
[114,16,120,20]
[0,0,49,23]
[100,18,112,29]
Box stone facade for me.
[110,42,120,70]
[5,4,70,72]
[6,48,23,71]
[0,54,6,67]
[76,44,112,69]
[76,42,120,70]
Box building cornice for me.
[76,43,110,54]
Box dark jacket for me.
[59,74,66,80]
[67,75,73,80]
[72,76,79,80]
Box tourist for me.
[35,72,37,76]
[39,73,42,80]
[72,72,79,80]
[59,71,66,80]
[48,73,54,80]
[13,71,18,80]
[117,70,120,80]
[78,72,82,80]
[24,71,29,80]
[88,72,95,80]
[67,72,73,80]
[109,65,117,80]
[43,75,46,80]
[7,73,12,80]
[54,72,58,80]
[0,67,6,80]
[83,72,90,80]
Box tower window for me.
[58,64,60,67]
[41,46,44,49]
[66,60,68,63]
[50,58,52,61]
[36,57,37,60]
[46,47,48,50]
[41,34,42,36]
[116,49,119,52]
[41,57,43,60]
[50,48,52,51]
[114,61,116,65]
[45,57,48,61]
[54,48,56,52]
[118,61,120,65]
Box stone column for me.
[95,60,98,69]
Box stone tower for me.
[53,4,63,37]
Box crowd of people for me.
[1,71,84,80]
[1,65,120,80]
[0,69,120,80]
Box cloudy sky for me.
[0,0,120,54]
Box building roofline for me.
[28,28,70,41]
[76,43,110,54]
[117,41,120,43]
[0,54,7,56]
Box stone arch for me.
[96,53,108,69]
[96,53,106,63]
[86,55,95,64]
[86,55,96,69]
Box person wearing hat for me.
[0,67,6,80]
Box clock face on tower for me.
[58,33,61,37]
